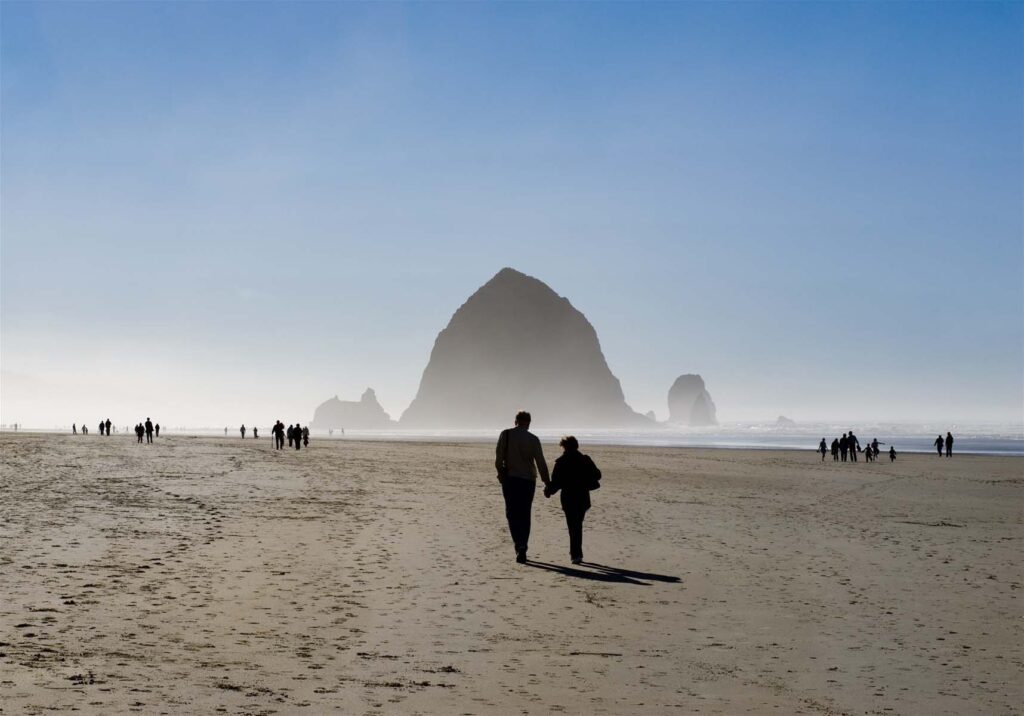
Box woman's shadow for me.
[526,561,680,586]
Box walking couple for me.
[495,411,602,565]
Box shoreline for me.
[2,428,1022,457]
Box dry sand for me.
[0,433,1020,715]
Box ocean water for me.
[331,424,1024,456]
[6,423,1023,456]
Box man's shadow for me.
[526,561,680,586]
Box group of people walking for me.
[134,418,158,443]
[817,431,894,462]
[934,432,954,457]
[269,421,308,450]
[73,419,114,436]
[495,411,602,565]
[816,430,956,462]
[72,418,161,441]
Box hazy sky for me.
[2,1,1022,428]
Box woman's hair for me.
[559,435,579,451]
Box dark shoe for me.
[571,557,582,565]
[515,551,527,564]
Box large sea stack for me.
[400,268,649,428]
[667,374,718,426]
[310,388,394,430]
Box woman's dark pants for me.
[501,478,535,555]
[564,507,587,561]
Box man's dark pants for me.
[501,477,536,555]
[564,507,587,561]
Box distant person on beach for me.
[273,421,285,449]
[105,418,111,436]
[848,431,860,462]
[135,424,144,443]
[240,425,246,439]
[495,411,550,564]
[864,445,874,463]
[830,438,839,461]
[287,425,294,447]
[293,423,303,450]
[945,432,954,457]
[544,435,601,564]
[98,421,105,436]
[253,426,258,439]
[871,438,881,459]
[82,424,87,435]
[72,423,77,435]
[889,446,897,462]
[934,435,944,455]
[302,426,309,447]
[839,434,849,462]
[818,439,828,461]
[145,418,154,443]
[155,424,160,437]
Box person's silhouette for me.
[240,424,246,439]
[287,425,294,447]
[934,434,944,455]
[155,423,160,438]
[545,435,600,564]
[495,411,550,563]
[839,433,849,462]
[889,446,897,462]
[105,418,111,436]
[848,430,860,462]
[293,423,302,450]
[253,426,258,439]
[831,438,839,461]
[72,423,77,435]
[817,438,827,461]
[945,432,953,457]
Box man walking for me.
[495,411,550,564]
[945,431,954,457]
[145,417,154,444]
[848,430,860,462]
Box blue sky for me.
[2,1,1021,427]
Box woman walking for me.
[545,436,602,565]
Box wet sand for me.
[1,433,1021,715]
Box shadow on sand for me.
[581,562,681,583]
[526,561,680,586]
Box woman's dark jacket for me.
[548,450,601,512]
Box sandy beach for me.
[1,433,1020,715]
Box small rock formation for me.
[400,268,650,428]
[775,415,796,427]
[311,388,394,429]
[667,374,718,426]
[645,410,657,422]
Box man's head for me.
[514,410,531,428]
[559,435,579,452]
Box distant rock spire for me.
[667,374,718,426]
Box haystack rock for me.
[311,388,394,429]
[776,415,796,427]
[667,374,718,426]
[400,268,649,428]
